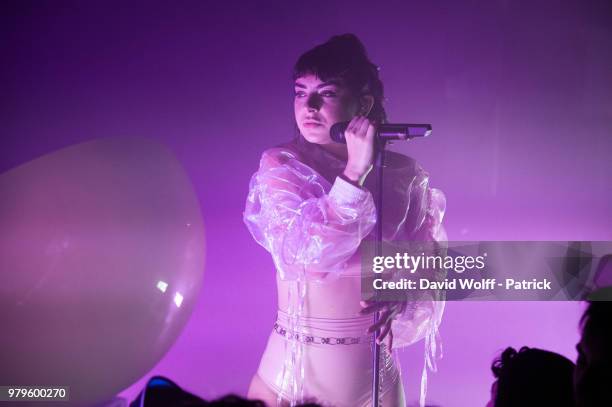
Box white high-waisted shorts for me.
[257,309,403,407]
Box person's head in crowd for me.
[486,346,575,407]
[204,394,266,406]
[575,300,612,407]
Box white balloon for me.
[0,137,205,407]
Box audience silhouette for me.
[487,346,575,407]
[575,299,612,407]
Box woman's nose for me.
[306,94,322,111]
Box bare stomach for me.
[276,271,364,318]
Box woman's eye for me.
[321,90,337,97]
[293,90,337,98]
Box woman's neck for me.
[319,142,348,161]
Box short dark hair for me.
[293,33,387,124]
[491,346,575,407]
[580,300,612,353]
[576,300,612,407]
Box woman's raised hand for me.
[342,115,377,186]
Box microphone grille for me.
[330,122,349,143]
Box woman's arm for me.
[243,147,377,281]
[390,167,447,349]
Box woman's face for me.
[294,74,359,145]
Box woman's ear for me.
[359,94,375,116]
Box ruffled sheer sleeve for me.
[243,147,377,281]
[391,164,447,349]
[387,163,447,407]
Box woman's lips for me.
[303,122,322,127]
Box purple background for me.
[2,1,611,406]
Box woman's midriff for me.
[276,266,365,319]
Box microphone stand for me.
[371,138,387,407]
[329,120,431,406]
[367,124,432,407]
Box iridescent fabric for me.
[244,135,447,406]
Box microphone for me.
[330,121,432,144]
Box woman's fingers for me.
[359,300,406,316]
[355,115,370,138]
[359,300,387,315]
[360,298,402,348]
[388,303,404,320]
[346,115,373,139]
[377,320,392,344]
[364,118,376,140]
[366,308,393,333]
[346,115,365,137]
[385,329,394,349]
